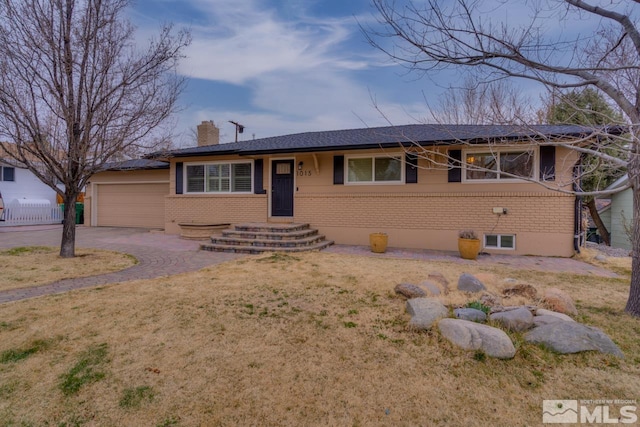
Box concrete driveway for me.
[0,225,243,304]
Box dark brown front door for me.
[271,160,294,216]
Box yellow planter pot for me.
[369,233,388,253]
[458,238,481,260]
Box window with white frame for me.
[346,155,403,184]
[484,234,515,250]
[0,166,15,182]
[464,149,535,181]
[185,161,252,193]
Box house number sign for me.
[297,170,312,176]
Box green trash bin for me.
[60,203,84,224]
[76,202,84,224]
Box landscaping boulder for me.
[457,273,486,293]
[454,307,487,322]
[406,298,449,330]
[428,272,450,294]
[395,283,427,299]
[490,306,534,332]
[438,318,516,359]
[542,288,578,316]
[502,283,538,299]
[525,322,624,358]
[419,281,442,296]
[533,315,569,327]
[536,308,575,322]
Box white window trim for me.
[462,147,538,183]
[183,160,254,194]
[344,153,405,185]
[484,233,516,250]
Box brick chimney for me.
[197,120,220,146]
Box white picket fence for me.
[0,199,63,226]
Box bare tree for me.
[0,0,190,257]
[366,0,640,316]
[542,88,626,246]
[434,78,535,125]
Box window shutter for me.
[333,155,344,185]
[175,162,183,194]
[448,150,462,182]
[405,153,418,183]
[254,159,266,194]
[539,146,555,181]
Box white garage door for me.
[96,183,168,228]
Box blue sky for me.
[127,0,610,148]
[129,0,455,147]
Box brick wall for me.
[164,194,267,234]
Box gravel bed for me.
[585,242,631,258]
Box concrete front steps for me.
[200,223,334,254]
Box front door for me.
[271,160,294,217]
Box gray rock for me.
[533,315,568,327]
[490,306,534,331]
[454,307,487,322]
[406,298,449,330]
[536,308,575,322]
[428,272,449,291]
[525,322,624,358]
[395,283,427,299]
[419,280,441,296]
[457,273,486,293]
[438,318,516,359]
[595,254,607,262]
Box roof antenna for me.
[228,120,245,143]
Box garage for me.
[95,182,168,228]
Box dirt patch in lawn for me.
[0,246,136,292]
[0,252,638,426]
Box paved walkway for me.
[0,225,618,304]
[0,225,243,304]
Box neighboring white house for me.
[598,175,632,250]
[0,158,63,226]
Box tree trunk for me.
[586,198,610,246]
[625,178,640,317]
[59,194,77,258]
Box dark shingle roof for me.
[152,123,611,159]
[103,159,169,171]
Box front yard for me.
[0,250,638,426]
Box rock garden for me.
[395,272,624,360]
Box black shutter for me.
[175,162,183,194]
[254,159,266,194]
[448,150,462,182]
[405,153,418,184]
[540,146,556,181]
[333,155,344,185]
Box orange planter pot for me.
[458,238,481,260]
[369,233,388,253]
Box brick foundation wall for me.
[164,194,267,234]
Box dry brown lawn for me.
[0,251,638,426]
[0,246,136,291]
